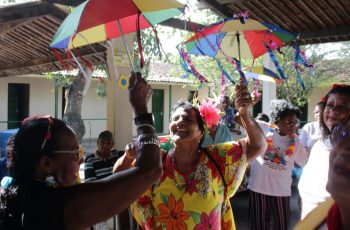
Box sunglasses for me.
[281,119,300,127]
[52,145,84,161]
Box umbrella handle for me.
[117,19,135,72]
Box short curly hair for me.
[270,100,301,123]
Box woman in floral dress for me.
[114,81,266,230]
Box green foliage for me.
[275,46,316,108]
[45,72,74,88]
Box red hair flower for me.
[198,99,221,128]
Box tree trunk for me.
[63,66,93,142]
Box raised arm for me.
[64,72,162,230]
[235,80,267,162]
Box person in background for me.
[298,84,350,219]
[294,119,350,229]
[220,95,242,136]
[114,80,267,229]
[299,101,323,153]
[0,72,162,230]
[84,130,131,230]
[200,99,233,148]
[84,130,122,182]
[256,113,270,123]
[248,99,308,230]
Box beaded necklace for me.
[170,149,202,193]
[264,130,297,166]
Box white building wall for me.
[0,75,107,141]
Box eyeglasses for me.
[325,103,350,113]
[281,119,300,127]
[52,145,84,161]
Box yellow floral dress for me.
[131,141,248,230]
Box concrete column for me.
[106,35,133,150]
[262,53,277,116]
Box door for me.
[152,89,164,133]
[8,83,29,129]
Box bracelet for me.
[136,124,156,131]
[136,134,159,148]
[134,113,154,126]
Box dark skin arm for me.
[234,80,267,162]
[63,72,162,230]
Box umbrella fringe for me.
[216,60,235,84]
[264,41,287,80]
[136,13,145,69]
[178,46,209,83]
[50,48,70,71]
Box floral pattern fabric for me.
[131,141,247,230]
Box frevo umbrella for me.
[184,17,295,61]
[50,0,185,70]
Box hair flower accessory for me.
[198,99,221,129]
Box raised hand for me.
[128,72,153,116]
[235,78,253,117]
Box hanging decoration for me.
[117,74,129,90]
[97,77,107,97]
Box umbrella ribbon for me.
[224,56,247,85]
[253,80,261,97]
[72,49,94,72]
[216,60,235,84]
[263,42,286,80]
[136,13,145,69]
[50,48,69,71]
[178,46,209,83]
[293,67,306,90]
[221,70,225,98]
[294,45,314,69]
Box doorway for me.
[8,83,29,129]
[152,89,164,133]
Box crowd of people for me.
[0,72,350,230]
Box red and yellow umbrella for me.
[50,0,184,49]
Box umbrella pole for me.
[117,19,135,71]
[235,32,241,62]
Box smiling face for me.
[275,113,299,136]
[314,104,322,122]
[327,134,350,201]
[323,93,350,131]
[169,107,204,146]
[49,127,82,186]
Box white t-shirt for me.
[248,121,308,196]
[299,121,321,153]
[298,138,331,204]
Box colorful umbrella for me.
[184,17,295,61]
[50,0,184,69]
[243,66,282,84]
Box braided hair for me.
[0,117,67,229]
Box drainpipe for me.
[169,85,172,115]
[54,79,58,118]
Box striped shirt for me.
[84,150,123,182]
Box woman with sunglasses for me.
[295,119,350,229]
[247,99,308,230]
[0,72,162,230]
[298,84,350,219]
